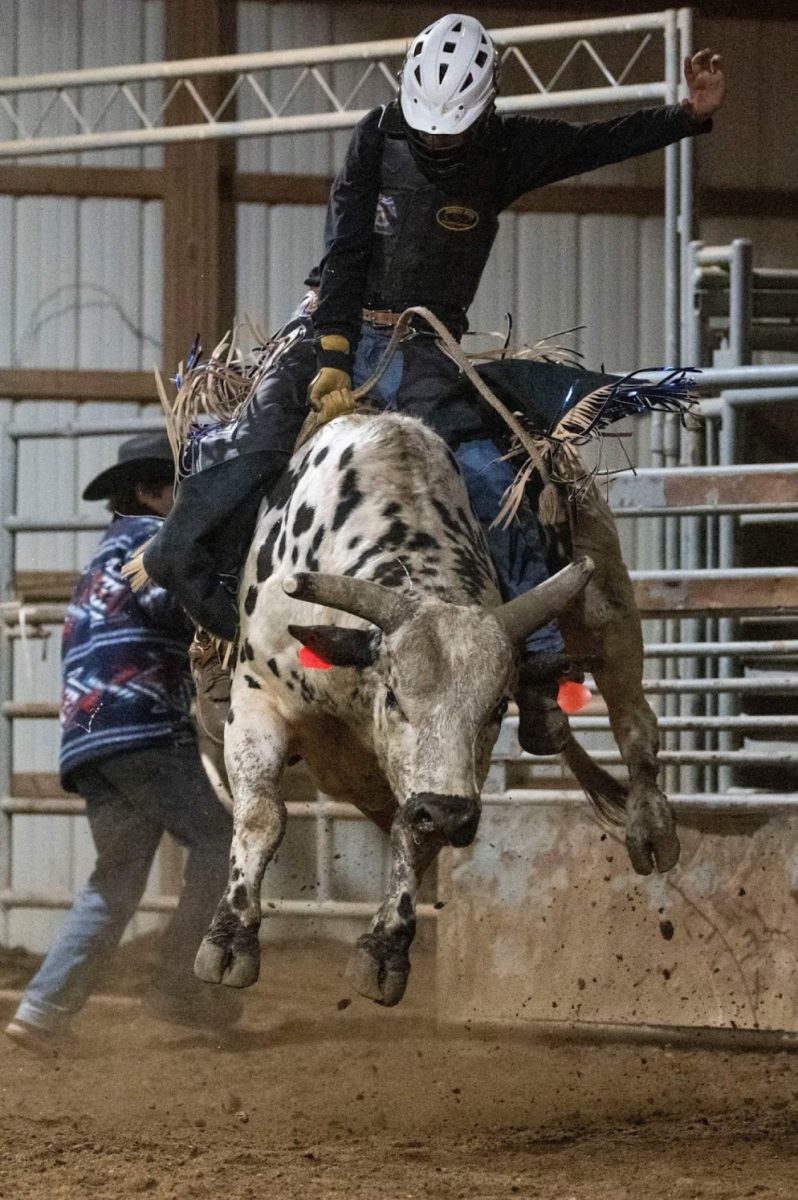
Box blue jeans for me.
[14,741,232,1034]
[354,324,563,656]
[454,439,562,655]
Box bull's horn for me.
[283,572,410,634]
[494,557,594,645]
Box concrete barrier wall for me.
[437,801,798,1033]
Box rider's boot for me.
[142,451,281,643]
[189,630,232,746]
[515,651,572,757]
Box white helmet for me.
[400,14,497,136]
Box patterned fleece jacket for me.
[59,515,194,791]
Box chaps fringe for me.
[120,537,154,592]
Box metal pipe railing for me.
[0,405,16,946]
[480,790,798,813]
[4,422,166,440]
[677,5,695,362]
[502,750,798,767]
[0,891,439,919]
[5,675,796,721]
[0,13,674,159]
[8,787,798,821]
[0,13,675,95]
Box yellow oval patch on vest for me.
[436,205,479,232]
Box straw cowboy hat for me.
[82,432,175,501]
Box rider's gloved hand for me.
[309,335,351,409]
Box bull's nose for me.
[405,793,481,847]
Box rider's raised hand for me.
[682,49,725,119]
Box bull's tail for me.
[561,735,627,827]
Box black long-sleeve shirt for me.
[314,100,710,350]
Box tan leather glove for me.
[309,335,351,409]
[309,366,352,409]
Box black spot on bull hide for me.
[407,530,440,552]
[305,523,325,572]
[382,518,409,549]
[256,522,281,582]
[292,502,315,538]
[331,468,363,532]
[244,585,258,615]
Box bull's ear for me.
[288,624,380,670]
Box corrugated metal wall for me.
[2,1,797,951]
[1,1,167,951]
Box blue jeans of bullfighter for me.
[14,741,232,1034]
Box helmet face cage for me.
[401,104,493,179]
[400,14,499,137]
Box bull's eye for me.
[385,687,408,721]
[385,688,409,720]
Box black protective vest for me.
[363,131,503,334]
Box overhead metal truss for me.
[0,12,682,159]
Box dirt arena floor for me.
[2,938,798,1199]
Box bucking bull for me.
[193,406,679,1007]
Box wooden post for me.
[162,0,237,377]
[160,0,237,897]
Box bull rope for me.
[301,305,565,526]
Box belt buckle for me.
[364,308,397,328]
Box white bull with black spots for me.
[194,410,676,1006]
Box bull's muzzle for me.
[404,793,481,848]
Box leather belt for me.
[361,308,406,327]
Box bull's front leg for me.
[194,688,289,988]
[345,807,441,1007]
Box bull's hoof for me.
[194,918,261,989]
[345,935,410,1007]
[626,796,680,876]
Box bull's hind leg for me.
[194,689,289,988]
[346,811,440,1007]
[589,629,679,875]
[563,484,679,875]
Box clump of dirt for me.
[2,939,797,1199]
